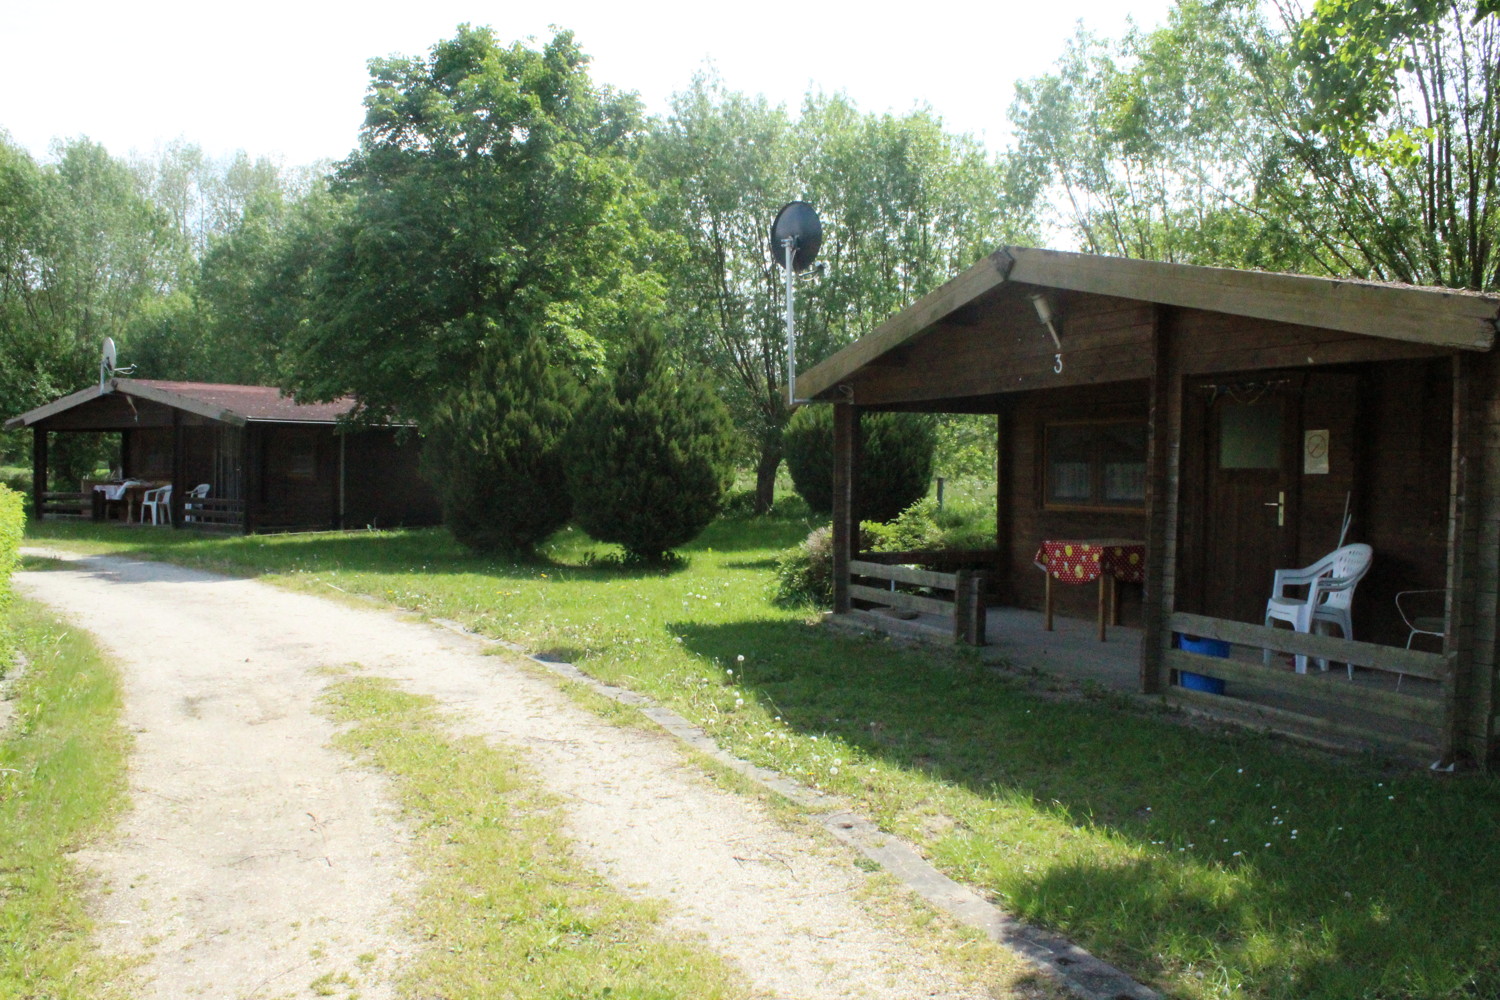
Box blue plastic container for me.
[1175,634,1228,694]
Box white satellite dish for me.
[100,337,136,388]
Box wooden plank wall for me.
[850,292,1155,407]
[342,430,442,529]
[998,380,1150,622]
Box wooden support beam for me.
[242,425,259,536]
[1140,304,1176,694]
[170,410,186,528]
[1443,354,1477,764]
[832,402,857,614]
[31,427,47,522]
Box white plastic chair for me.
[140,485,172,526]
[1393,589,1446,690]
[1263,543,1373,675]
[183,483,210,523]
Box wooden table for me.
[90,481,162,524]
[1033,538,1146,641]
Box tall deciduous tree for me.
[280,25,652,424]
[0,135,178,418]
[1012,0,1500,290]
[646,77,1028,513]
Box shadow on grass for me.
[673,617,1500,1000]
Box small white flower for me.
[736,654,745,663]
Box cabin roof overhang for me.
[797,246,1500,403]
[3,380,366,432]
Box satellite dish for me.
[770,201,822,272]
[99,336,136,388]
[100,338,117,388]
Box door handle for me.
[1263,490,1285,527]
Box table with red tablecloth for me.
[1033,538,1146,641]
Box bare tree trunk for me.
[754,442,780,514]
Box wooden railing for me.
[183,497,244,531]
[38,491,90,519]
[1164,611,1451,757]
[849,558,988,645]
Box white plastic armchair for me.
[183,483,210,523]
[1262,543,1373,675]
[140,485,172,526]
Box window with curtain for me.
[1043,421,1147,509]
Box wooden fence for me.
[38,491,91,519]
[183,497,244,531]
[1164,611,1451,758]
[848,558,988,644]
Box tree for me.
[781,405,936,523]
[646,77,1030,514]
[420,329,578,555]
[1011,0,1500,289]
[280,25,652,424]
[0,136,178,418]
[566,326,736,561]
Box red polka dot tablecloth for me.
[1033,539,1146,586]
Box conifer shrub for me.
[565,327,736,562]
[782,406,937,523]
[421,333,578,556]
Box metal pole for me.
[784,237,797,406]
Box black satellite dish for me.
[770,200,822,272]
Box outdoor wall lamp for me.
[1029,293,1064,373]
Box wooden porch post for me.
[31,427,47,522]
[170,411,186,528]
[1443,351,1498,765]
[1140,304,1179,695]
[832,401,858,614]
[994,406,1012,606]
[242,425,259,536]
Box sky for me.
[1,0,1178,168]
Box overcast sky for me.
[2,0,1177,167]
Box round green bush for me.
[782,406,937,523]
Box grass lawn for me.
[25,512,1500,1000]
[320,672,751,1000]
[1,596,133,998]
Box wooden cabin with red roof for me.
[4,379,440,533]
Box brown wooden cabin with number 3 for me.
[796,246,1500,767]
[5,379,441,534]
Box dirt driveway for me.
[17,549,1044,1000]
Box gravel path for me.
[17,550,1012,999]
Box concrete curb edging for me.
[433,618,1161,1000]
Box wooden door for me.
[1201,383,1301,623]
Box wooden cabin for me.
[5,379,441,533]
[797,246,1500,766]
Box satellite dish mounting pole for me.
[769,200,822,408]
[783,237,798,407]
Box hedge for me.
[0,485,22,677]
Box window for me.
[1044,420,1147,509]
